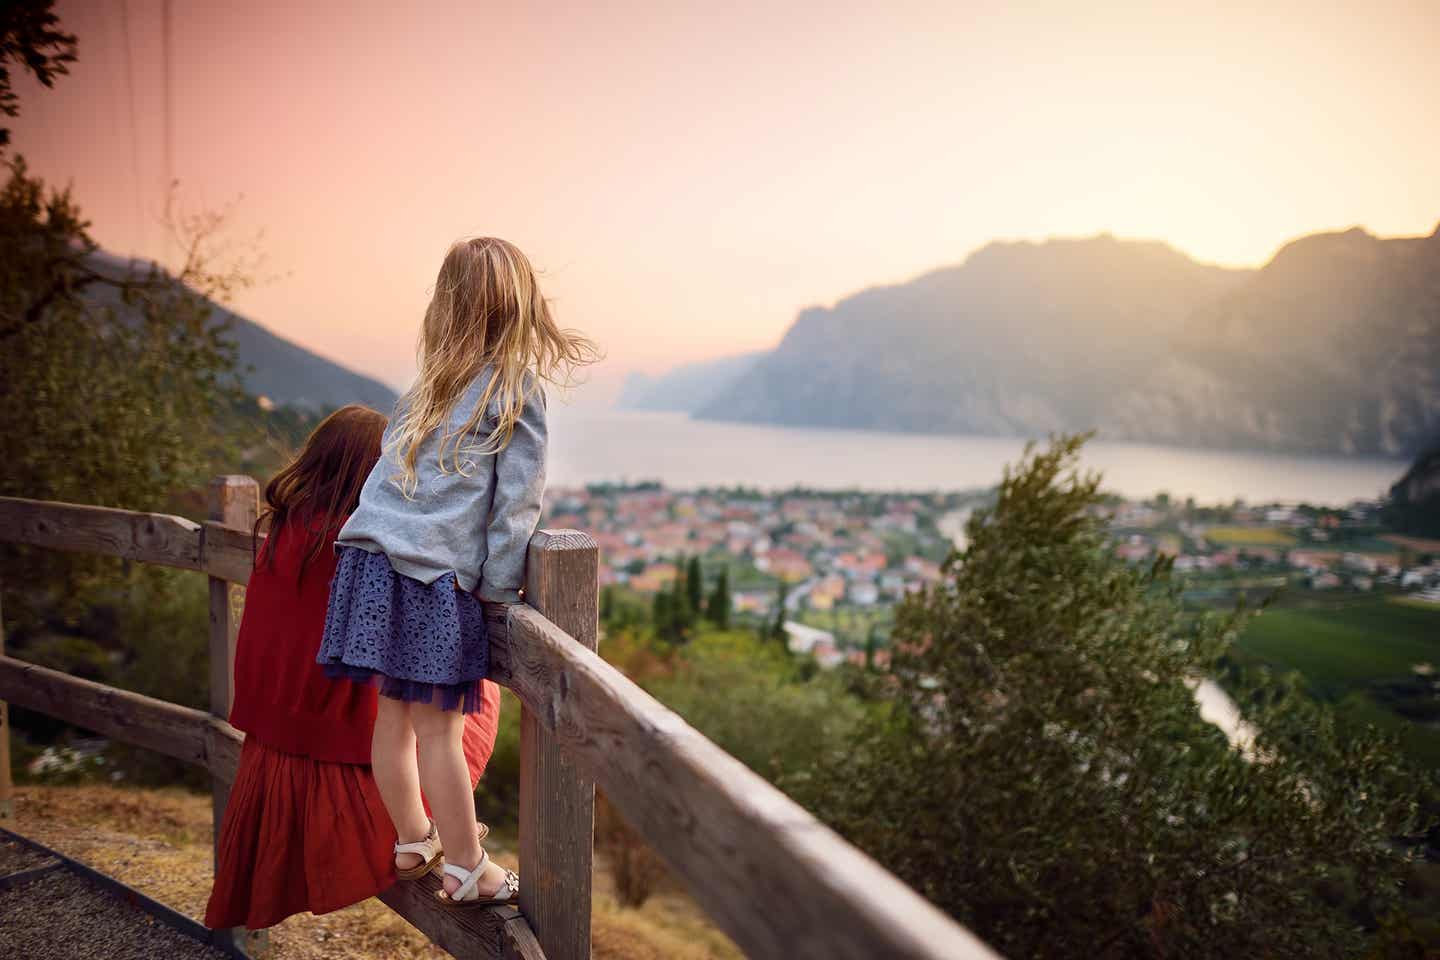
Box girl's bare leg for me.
[371,696,430,870]
[411,698,507,896]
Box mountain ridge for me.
[686,225,1440,457]
[89,251,399,413]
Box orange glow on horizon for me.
[13,0,1440,394]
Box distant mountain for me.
[696,226,1440,457]
[618,352,762,413]
[697,235,1247,435]
[1104,227,1440,456]
[88,252,399,413]
[223,309,398,413]
[1383,445,1440,537]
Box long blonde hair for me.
[389,237,598,495]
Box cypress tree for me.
[671,556,694,639]
[706,567,731,629]
[686,555,704,613]
[770,580,789,646]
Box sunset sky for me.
[14,0,1440,399]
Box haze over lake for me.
[547,409,1406,505]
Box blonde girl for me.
[318,237,597,906]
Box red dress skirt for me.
[204,518,504,931]
[204,686,501,931]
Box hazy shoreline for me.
[548,408,1407,506]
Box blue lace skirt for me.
[317,546,488,714]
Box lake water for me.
[548,408,1408,506]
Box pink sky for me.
[14,0,1440,399]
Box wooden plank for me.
[0,655,242,782]
[201,520,261,586]
[376,871,544,960]
[0,578,10,819]
[207,477,258,727]
[206,476,260,959]
[496,605,1002,960]
[0,860,64,893]
[0,497,203,571]
[500,916,547,960]
[517,530,596,960]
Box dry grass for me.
[4,784,739,960]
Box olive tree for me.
[809,435,1429,959]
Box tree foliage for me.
[686,555,703,612]
[0,158,245,509]
[652,555,698,645]
[705,566,731,629]
[0,0,76,150]
[0,153,264,638]
[807,435,1432,959]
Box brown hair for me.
[255,404,388,582]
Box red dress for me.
[205,518,502,931]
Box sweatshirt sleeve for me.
[478,388,548,602]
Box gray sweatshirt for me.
[337,368,547,602]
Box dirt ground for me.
[4,784,740,960]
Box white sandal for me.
[394,819,443,880]
[436,848,519,908]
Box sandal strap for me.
[395,820,438,858]
[442,849,490,902]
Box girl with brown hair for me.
[205,405,502,931]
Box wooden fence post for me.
[519,530,598,960]
[207,475,263,956]
[0,576,11,819]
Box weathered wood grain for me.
[0,577,11,819]
[0,496,203,570]
[499,604,1001,960]
[201,520,260,586]
[0,496,260,586]
[207,476,260,958]
[206,478,257,730]
[500,917,546,960]
[516,530,596,960]
[377,871,545,960]
[0,655,242,782]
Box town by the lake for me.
[544,483,1440,669]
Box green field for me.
[1204,525,1297,546]
[1231,596,1440,764]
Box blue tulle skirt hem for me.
[320,663,485,714]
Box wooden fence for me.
[0,481,1000,960]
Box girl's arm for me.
[478,388,548,603]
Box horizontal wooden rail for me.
[0,493,547,960]
[0,497,258,586]
[0,495,1002,959]
[0,650,542,959]
[493,605,1000,960]
[377,876,543,960]
[0,655,242,783]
